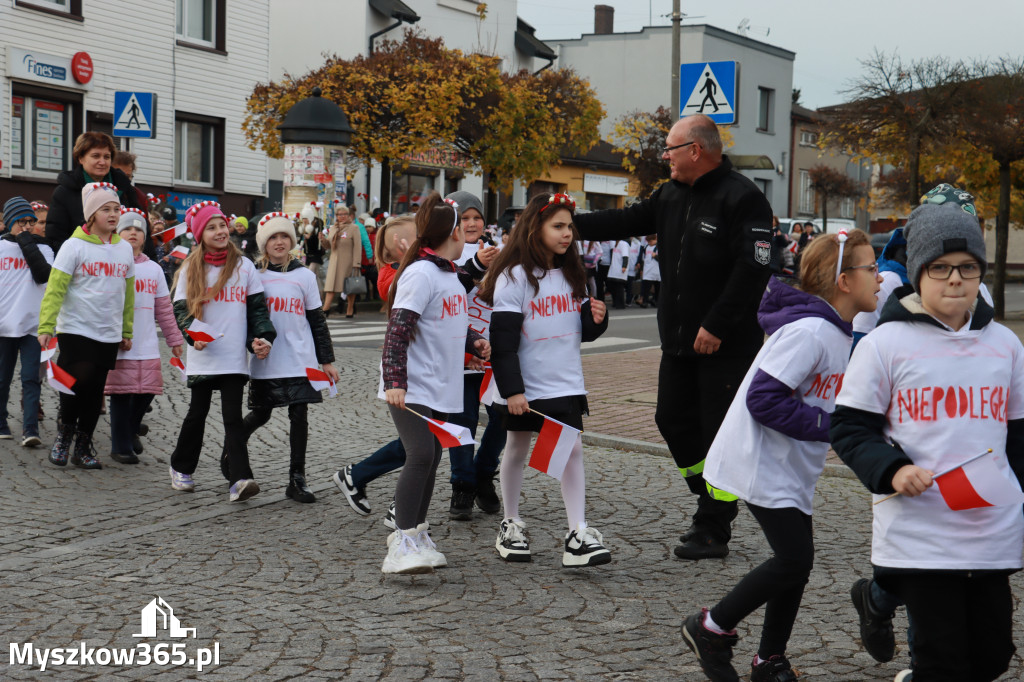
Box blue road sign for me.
[679,61,736,124]
[113,92,155,138]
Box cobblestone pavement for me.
[2,344,1023,680]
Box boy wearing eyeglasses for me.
[831,202,1024,681]
[0,197,53,445]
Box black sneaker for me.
[681,609,739,682]
[850,578,896,662]
[475,475,501,514]
[750,655,797,682]
[110,452,140,464]
[495,519,531,562]
[383,500,396,530]
[333,465,370,515]
[562,527,611,568]
[674,533,729,560]
[131,434,144,454]
[449,481,475,521]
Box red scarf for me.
[204,250,227,266]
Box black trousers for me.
[242,403,308,472]
[710,504,814,658]
[879,571,1015,681]
[655,352,753,542]
[607,278,627,309]
[108,393,154,455]
[56,334,118,438]
[595,263,610,300]
[170,375,252,483]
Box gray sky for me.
[516,0,1023,109]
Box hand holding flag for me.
[40,336,58,362]
[169,356,187,382]
[875,449,1024,510]
[306,367,338,397]
[405,407,475,448]
[152,223,188,244]
[186,318,224,345]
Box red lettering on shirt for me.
[210,286,247,304]
[528,293,581,319]
[135,277,159,294]
[0,257,27,271]
[467,292,492,336]
[803,372,845,401]
[441,293,467,319]
[265,295,305,316]
[894,385,1008,424]
[79,261,131,278]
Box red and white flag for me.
[186,318,223,344]
[934,451,1024,511]
[46,360,76,395]
[413,413,474,448]
[306,367,338,397]
[169,245,189,260]
[40,336,58,362]
[528,414,581,481]
[169,356,187,382]
[479,367,497,406]
[153,223,188,244]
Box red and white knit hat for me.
[82,182,120,222]
[117,207,148,235]
[184,200,227,243]
[256,212,297,253]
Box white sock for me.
[703,611,729,635]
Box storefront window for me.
[586,193,617,211]
[390,167,436,214]
[11,95,69,173]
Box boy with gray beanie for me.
[831,202,1024,681]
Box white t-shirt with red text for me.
[52,236,135,343]
[249,266,322,380]
[838,314,1024,570]
[704,317,852,515]
[174,257,264,378]
[491,266,586,401]
[0,239,53,337]
[606,240,630,281]
[378,259,468,413]
[120,258,169,361]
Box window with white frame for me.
[176,0,215,45]
[11,93,72,174]
[840,196,856,219]
[799,130,818,146]
[799,170,815,214]
[758,87,775,133]
[175,119,214,186]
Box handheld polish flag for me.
[406,408,475,448]
[169,245,189,260]
[528,412,581,481]
[46,360,76,395]
[463,352,496,405]
[169,356,187,382]
[306,367,338,397]
[40,337,58,362]
[186,318,224,344]
[153,222,188,245]
[933,449,1024,511]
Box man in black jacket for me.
[574,114,774,559]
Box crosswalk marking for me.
[583,336,648,349]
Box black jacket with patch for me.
[574,156,774,357]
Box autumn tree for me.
[822,51,968,205]
[243,31,603,207]
[807,165,863,231]
[957,57,1024,318]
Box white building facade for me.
[0,0,270,218]
[550,23,795,212]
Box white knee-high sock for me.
[560,437,587,532]
[500,431,532,521]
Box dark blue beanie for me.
[3,196,37,228]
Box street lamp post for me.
[671,0,681,120]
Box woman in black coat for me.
[46,131,144,254]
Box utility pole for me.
[671,0,681,120]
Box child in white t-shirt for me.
[168,202,275,502]
[238,214,338,504]
[103,208,184,464]
[477,192,611,569]
[683,230,881,681]
[38,182,135,469]
[379,193,490,575]
[639,234,660,308]
[605,238,630,309]
[832,204,1024,681]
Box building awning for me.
[515,18,556,60]
[730,155,776,171]
[368,0,419,23]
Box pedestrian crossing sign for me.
[113,91,155,138]
[680,61,736,125]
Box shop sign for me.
[583,173,629,196]
[7,47,92,90]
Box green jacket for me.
[38,226,135,338]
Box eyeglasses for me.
[661,141,697,154]
[15,217,38,226]
[843,263,879,275]
[925,262,982,280]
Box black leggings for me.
[170,375,252,483]
[710,504,814,659]
[56,334,118,437]
[879,572,1014,681]
[242,403,308,471]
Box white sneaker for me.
[496,519,531,562]
[414,523,447,568]
[381,529,434,574]
[169,466,195,492]
[894,671,913,682]
[383,500,396,530]
[562,526,611,568]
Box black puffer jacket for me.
[46,165,145,253]
[247,259,335,409]
[574,156,774,358]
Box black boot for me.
[285,470,316,503]
[475,474,501,514]
[70,431,102,469]
[449,481,475,521]
[48,424,74,466]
